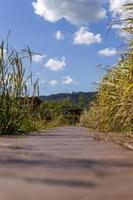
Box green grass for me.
[0,39,39,134]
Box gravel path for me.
[0,127,133,200]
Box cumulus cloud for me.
[109,0,133,38]
[62,76,75,84]
[54,30,64,40]
[109,0,132,17]
[73,26,102,45]
[32,54,46,63]
[98,48,117,56]
[32,0,106,25]
[45,57,66,71]
[49,80,58,86]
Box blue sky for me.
[0,0,128,95]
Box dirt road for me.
[0,127,133,200]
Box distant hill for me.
[39,91,97,104]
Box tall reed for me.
[80,3,133,133]
[0,40,39,134]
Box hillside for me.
[39,92,97,104]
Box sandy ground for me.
[0,126,133,200]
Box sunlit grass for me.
[80,3,133,134]
[0,39,39,134]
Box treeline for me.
[39,92,97,105]
[80,3,133,134]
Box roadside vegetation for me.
[39,98,87,128]
[0,40,39,134]
[80,3,133,134]
[0,40,93,135]
[1,4,132,135]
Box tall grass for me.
[80,4,133,134]
[0,39,39,134]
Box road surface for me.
[0,127,133,200]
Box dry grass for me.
[80,4,133,134]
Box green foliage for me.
[80,3,133,134]
[39,92,97,105]
[39,98,84,127]
[0,40,39,134]
[0,38,95,134]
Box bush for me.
[39,99,83,127]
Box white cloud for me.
[40,79,45,84]
[32,54,46,63]
[54,30,64,40]
[73,26,102,45]
[62,76,75,84]
[45,57,66,71]
[109,0,133,40]
[109,0,132,17]
[32,0,106,25]
[49,80,58,86]
[111,24,123,30]
[109,0,133,36]
[98,48,117,56]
